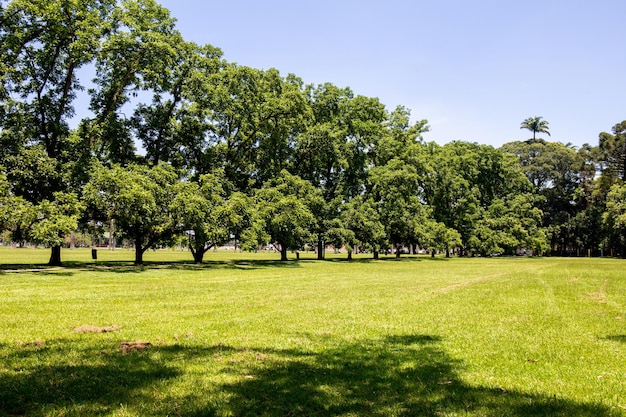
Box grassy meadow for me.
[0,247,625,416]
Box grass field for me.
[0,247,625,416]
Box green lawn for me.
[0,248,624,416]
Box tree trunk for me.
[373,250,379,260]
[347,249,353,260]
[317,238,324,260]
[134,246,144,265]
[48,245,61,266]
[280,245,288,261]
[193,250,204,264]
[396,244,401,258]
[446,246,450,258]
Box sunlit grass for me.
[0,250,624,416]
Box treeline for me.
[1,0,625,265]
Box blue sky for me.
[157,0,625,148]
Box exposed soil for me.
[74,325,122,333]
[119,341,152,353]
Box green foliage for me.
[83,162,181,264]
[251,171,320,260]
[603,183,626,256]
[30,192,82,248]
[520,116,551,141]
[1,0,623,261]
[172,171,230,263]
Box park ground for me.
[0,248,625,416]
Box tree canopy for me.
[0,1,624,262]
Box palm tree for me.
[520,116,550,141]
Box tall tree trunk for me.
[396,244,401,258]
[347,249,353,260]
[48,245,61,266]
[317,238,324,260]
[373,250,379,260]
[280,245,288,261]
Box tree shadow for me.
[220,334,616,417]
[0,339,181,416]
[605,335,626,343]
[0,335,618,416]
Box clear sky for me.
[157,0,625,148]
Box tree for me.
[1,0,114,264]
[424,141,531,255]
[421,221,461,258]
[598,121,626,182]
[84,162,181,265]
[86,0,184,163]
[251,171,320,261]
[469,194,548,256]
[341,196,386,259]
[603,183,626,257]
[30,192,83,265]
[520,116,550,141]
[131,41,224,168]
[501,139,589,255]
[294,83,352,259]
[172,172,229,263]
[366,106,431,258]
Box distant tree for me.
[30,192,83,265]
[520,116,551,141]
[424,141,531,255]
[598,121,626,182]
[469,194,548,256]
[294,83,352,259]
[500,139,585,254]
[421,221,462,258]
[251,171,320,261]
[341,196,387,259]
[603,183,626,257]
[172,172,229,263]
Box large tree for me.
[0,0,114,264]
[84,0,186,164]
[84,162,182,265]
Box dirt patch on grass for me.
[74,325,122,334]
[17,340,45,348]
[119,341,152,353]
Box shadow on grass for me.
[219,335,616,417]
[1,334,616,416]
[0,339,180,416]
[0,258,307,274]
[605,335,626,343]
